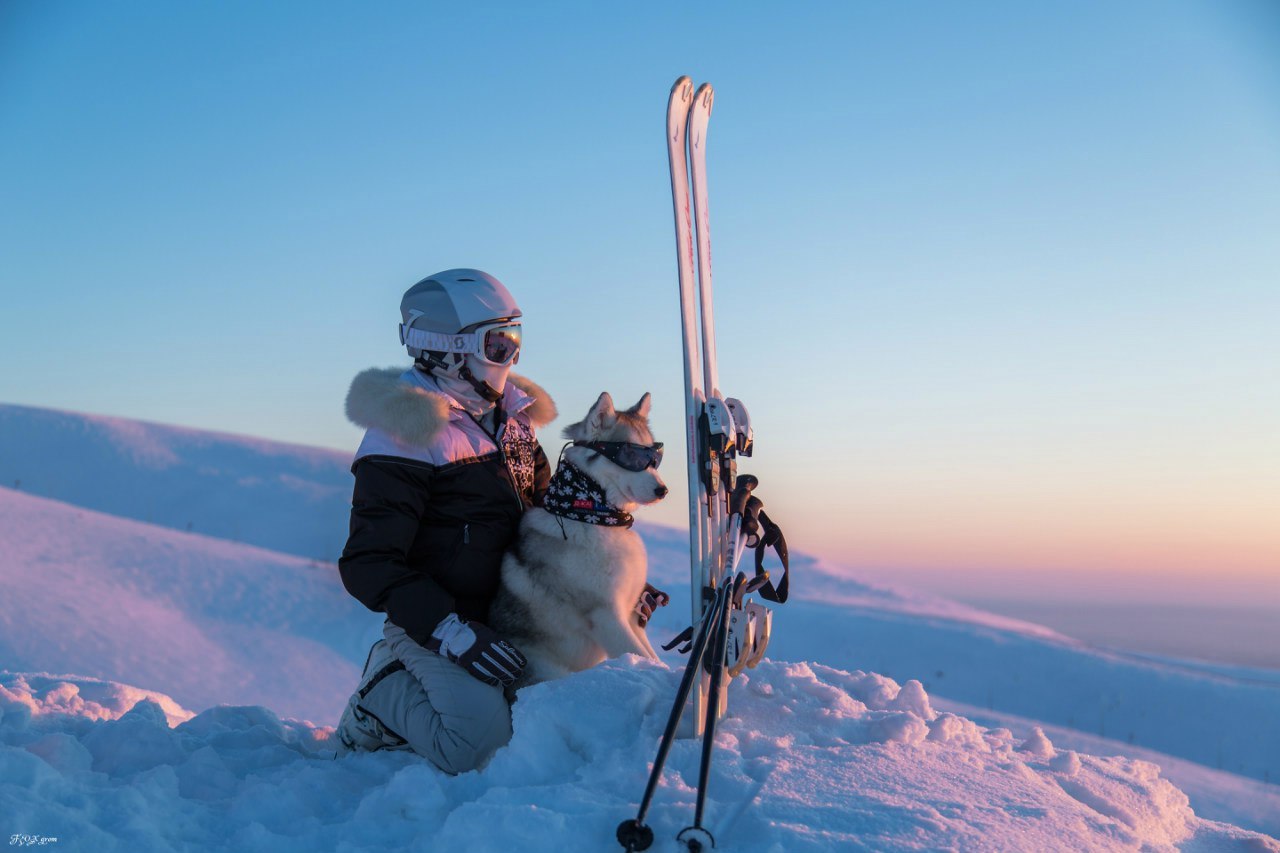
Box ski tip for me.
[670,75,694,103]
[694,81,714,112]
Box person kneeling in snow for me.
[333,269,555,774]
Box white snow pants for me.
[338,618,513,774]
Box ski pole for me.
[617,477,761,849]
[617,577,733,852]
[679,571,749,853]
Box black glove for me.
[635,583,670,629]
[425,613,527,688]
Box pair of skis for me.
[670,75,755,737]
[615,76,791,853]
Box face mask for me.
[462,354,512,397]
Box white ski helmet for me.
[398,269,523,361]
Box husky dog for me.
[490,391,668,689]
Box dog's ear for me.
[585,392,617,434]
[562,391,619,441]
[627,392,652,420]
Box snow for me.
[0,487,367,722]
[758,594,1280,785]
[0,403,352,561]
[7,663,1273,853]
[1,403,1278,850]
[935,697,1280,843]
[1020,726,1057,760]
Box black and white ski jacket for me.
[338,366,555,647]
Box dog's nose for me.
[655,485,669,499]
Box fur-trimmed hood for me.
[345,366,557,449]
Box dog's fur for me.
[490,392,667,690]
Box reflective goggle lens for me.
[622,443,663,471]
[583,441,664,471]
[482,325,522,365]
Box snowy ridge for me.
[0,486,365,722]
[4,663,1274,852]
[0,401,1121,646]
[0,403,353,561]
[0,401,1085,645]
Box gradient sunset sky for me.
[2,1,1277,607]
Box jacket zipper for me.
[472,413,525,512]
[463,524,470,545]
[494,444,525,512]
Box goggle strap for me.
[399,325,479,354]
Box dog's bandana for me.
[541,458,634,529]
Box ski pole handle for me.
[728,475,758,517]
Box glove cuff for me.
[429,613,473,659]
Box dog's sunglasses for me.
[577,440,664,471]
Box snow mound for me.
[5,662,1273,853]
[0,672,193,727]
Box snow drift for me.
[6,662,1274,853]
[0,486,365,722]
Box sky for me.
[2,0,1278,608]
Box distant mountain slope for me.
[0,403,353,561]
[0,487,365,722]
[1,403,1277,835]
[639,521,1073,643]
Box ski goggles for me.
[577,441,664,471]
[399,321,523,366]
